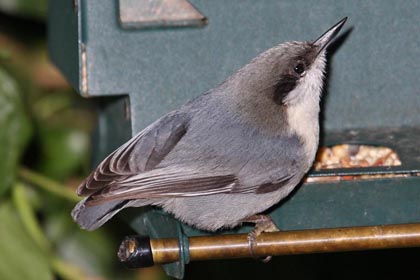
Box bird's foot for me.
[242,214,280,262]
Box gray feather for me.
[71,198,127,230]
[78,111,189,196]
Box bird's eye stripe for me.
[273,75,298,105]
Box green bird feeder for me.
[48,1,420,278]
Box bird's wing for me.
[86,166,296,205]
[231,171,298,194]
[254,173,298,194]
[85,166,238,205]
[77,111,191,196]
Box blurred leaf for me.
[12,183,50,253]
[58,228,116,278]
[45,210,136,280]
[30,90,94,180]
[0,66,32,195]
[18,167,80,203]
[38,126,89,180]
[32,91,73,120]
[0,48,11,59]
[0,0,47,20]
[50,258,93,280]
[31,90,95,132]
[0,200,53,280]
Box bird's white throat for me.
[286,55,326,162]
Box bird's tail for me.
[71,198,130,230]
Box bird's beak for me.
[313,17,347,56]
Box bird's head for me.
[228,17,347,110]
[219,17,347,140]
[272,17,347,107]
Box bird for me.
[72,18,347,245]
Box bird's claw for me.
[243,214,280,262]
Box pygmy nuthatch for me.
[72,18,347,241]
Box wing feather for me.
[77,112,189,196]
[86,167,238,205]
[86,165,297,205]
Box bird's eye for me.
[293,63,305,75]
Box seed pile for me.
[314,144,401,170]
[305,144,403,183]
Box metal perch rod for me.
[118,223,420,267]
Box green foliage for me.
[37,124,90,180]
[30,90,95,181]
[0,15,130,279]
[0,67,32,195]
[0,4,169,279]
[0,200,53,280]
